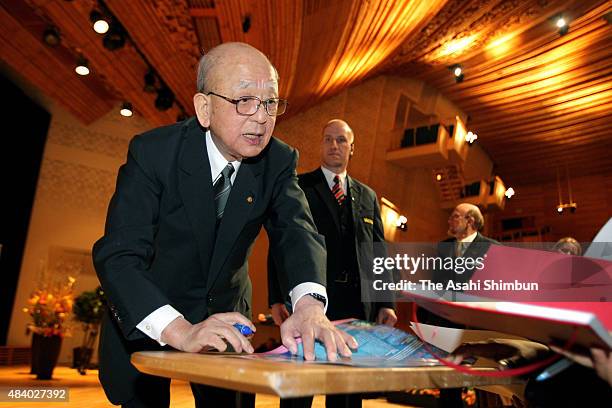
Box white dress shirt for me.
[137,130,327,345]
[320,166,348,194]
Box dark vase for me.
[30,332,40,374]
[31,333,62,380]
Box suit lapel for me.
[312,169,341,232]
[178,120,216,274]
[207,160,259,288]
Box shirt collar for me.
[206,130,241,184]
[320,166,348,192]
[459,231,478,243]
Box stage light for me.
[505,187,515,199]
[75,56,90,76]
[155,87,175,111]
[90,10,109,34]
[556,17,566,28]
[143,70,157,93]
[120,102,133,117]
[42,26,61,47]
[103,22,126,51]
[451,64,464,83]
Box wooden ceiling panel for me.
[2,0,610,188]
[0,1,114,123]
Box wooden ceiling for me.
[1,0,610,186]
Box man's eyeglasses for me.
[206,92,288,117]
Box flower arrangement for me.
[23,275,76,338]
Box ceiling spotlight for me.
[155,87,175,111]
[103,22,126,51]
[436,173,443,181]
[42,26,61,47]
[120,102,133,117]
[466,131,478,143]
[90,10,110,34]
[242,14,252,33]
[556,17,566,28]
[451,64,464,83]
[555,16,569,35]
[557,205,564,214]
[143,70,157,93]
[75,56,90,76]
[505,187,515,199]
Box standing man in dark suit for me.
[268,119,396,408]
[420,202,499,327]
[418,203,498,408]
[93,43,356,408]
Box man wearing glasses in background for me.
[93,42,356,408]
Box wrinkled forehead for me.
[235,78,278,91]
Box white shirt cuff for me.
[136,304,183,346]
[290,282,328,313]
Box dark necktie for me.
[332,175,346,206]
[214,163,234,219]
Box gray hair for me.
[196,42,279,93]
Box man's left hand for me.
[376,308,397,326]
[280,295,358,361]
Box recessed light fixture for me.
[75,56,90,76]
[90,10,109,34]
[450,64,464,83]
[120,102,133,117]
[42,26,61,47]
[505,187,515,199]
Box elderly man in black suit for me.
[93,42,356,408]
[268,119,396,408]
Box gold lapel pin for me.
[246,196,254,204]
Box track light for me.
[103,21,126,51]
[155,87,175,111]
[120,102,133,117]
[90,10,110,34]
[555,15,569,35]
[143,70,157,93]
[75,56,90,76]
[451,64,464,83]
[42,26,61,47]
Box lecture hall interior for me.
[1,0,611,407]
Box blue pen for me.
[535,358,573,381]
[233,323,254,336]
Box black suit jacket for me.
[92,118,326,403]
[268,168,393,321]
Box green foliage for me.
[73,286,106,324]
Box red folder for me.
[406,293,611,351]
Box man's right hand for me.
[270,303,290,326]
[160,313,255,354]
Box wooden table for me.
[132,351,520,398]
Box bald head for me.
[321,119,354,174]
[448,203,484,239]
[196,42,278,93]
